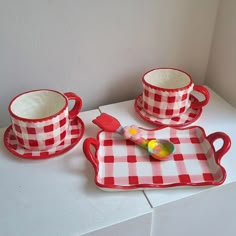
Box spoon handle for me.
[93,113,150,149]
[92,113,175,160]
[117,126,149,150]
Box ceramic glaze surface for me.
[7,90,82,151]
[84,126,230,190]
[4,117,84,159]
[144,69,191,89]
[10,90,67,119]
[141,68,210,119]
[135,94,202,127]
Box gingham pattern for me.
[4,117,84,159]
[94,127,225,189]
[135,94,202,127]
[142,84,194,118]
[11,108,69,150]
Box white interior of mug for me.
[144,69,191,89]
[10,90,67,119]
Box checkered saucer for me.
[134,94,202,127]
[4,117,84,160]
[83,126,230,191]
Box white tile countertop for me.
[1,86,236,236]
[0,109,152,236]
[99,86,236,235]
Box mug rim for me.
[8,89,68,122]
[142,68,193,91]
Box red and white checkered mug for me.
[142,68,210,119]
[8,89,82,151]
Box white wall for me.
[0,0,219,127]
[206,0,236,108]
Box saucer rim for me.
[3,116,84,160]
[134,94,202,127]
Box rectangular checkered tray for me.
[83,126,231,191]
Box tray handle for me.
[83,138,99,170]
[207,132,231,162]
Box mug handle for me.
[190,85,210,109]
[64,92,82,119]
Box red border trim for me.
[142,68,193,91]
[9,89,68,122]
